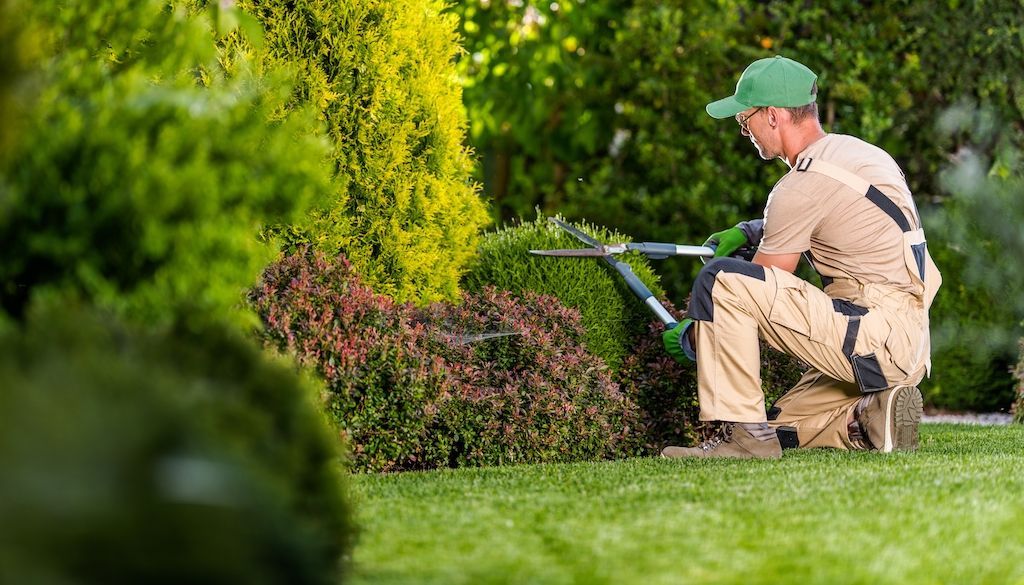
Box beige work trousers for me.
[692,258,927,449]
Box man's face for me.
[735,107,775,161]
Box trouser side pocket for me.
[851,353,888,393]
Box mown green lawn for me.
[348,424,1024,585]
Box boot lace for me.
[698,424,734,452]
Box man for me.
[661,56,941,459]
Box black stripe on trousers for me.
[688,257,766,322]
[833,299,867,358]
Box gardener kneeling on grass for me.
[661,56,941,459]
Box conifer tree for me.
[222,0,491,303]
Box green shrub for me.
[0,0,331,329]
[462,215,666,371]
[0,302,353,584]
[206,0,490,304]
[250,251,643,471]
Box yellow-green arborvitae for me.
[230,0,490,304]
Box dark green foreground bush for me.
[0,0,331,329]
[250,251,643,472]
[0,305,353,584]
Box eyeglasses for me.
[737,107,764,135]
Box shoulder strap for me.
[794,158,919,231]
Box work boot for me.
[661,422,782,459]
[851,385,923,452]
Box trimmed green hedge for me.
[462,215,666,371]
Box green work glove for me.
[704,226,749,258]
[662,318,696,363]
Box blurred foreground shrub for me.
[250,251,644,471]
[0,0,331,329]
[0,303,353,584]
[0,0,39,161]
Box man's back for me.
[760,134,920,293]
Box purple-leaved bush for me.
[250,252,643,471]
[250,252,450,471]
[419,286,643,466]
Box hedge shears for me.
[530,218,713,329]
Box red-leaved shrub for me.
[250,251,805,470]
[250,252,450,471]
[419,287,643,466]
[250,251,643,471]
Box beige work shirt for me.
[758,133,920,295]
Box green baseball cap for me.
[705,55,818,119]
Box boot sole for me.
[882,385,923,452]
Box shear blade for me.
[529,249,608,257]
[549,217,603,248]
